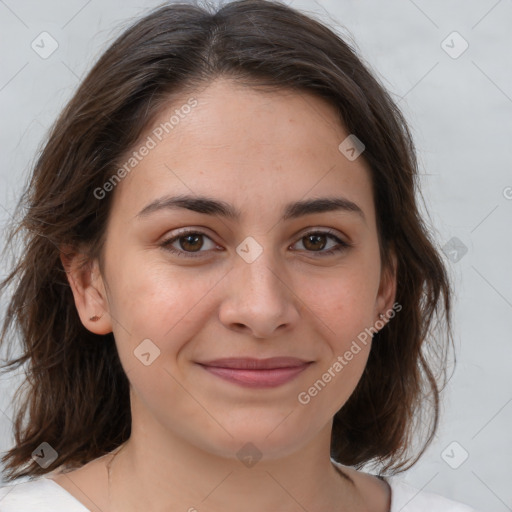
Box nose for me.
[218,249,301,339]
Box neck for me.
[105,433,364,512]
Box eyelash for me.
[159,228,351,258]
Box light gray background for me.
[1,1,511,510]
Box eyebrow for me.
[136,194,366,224]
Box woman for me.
[0,0,479,510]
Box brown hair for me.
[0,0,454,481]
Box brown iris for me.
[179,233,203,252]
[302,233,327,251]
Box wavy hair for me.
[0,0,454,481]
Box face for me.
[66,78,396,461]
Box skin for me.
[56,78,396,512]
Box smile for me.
[197,357,313,388]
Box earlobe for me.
[60,245,113,335]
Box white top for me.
[0,475,479,511]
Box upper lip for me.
[197,357,312,370]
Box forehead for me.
[109,78,376,226]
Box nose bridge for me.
[219,235,300,337]
[235,236,285,301]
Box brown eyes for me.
[160,228,351,259]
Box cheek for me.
[298,263,380,342]
[296,322,372,421]
[315,259,380,411]
[104,248,218,367]
[297,298,373,419]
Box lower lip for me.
[199,363,311,388]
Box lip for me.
[197,357,313,388]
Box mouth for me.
[196,357,313,388]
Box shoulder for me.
[384,476,479,512]
[0,477,89,511]
[331,460,479,512]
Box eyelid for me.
[160,226,351,258]
[159,227,220,258]
[289,228,351,254]
[295,226,346,242]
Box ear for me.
[374,248,398,325]
[60,245,113,335]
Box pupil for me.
[182,234,202,251]
[306,234,325,251]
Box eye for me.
[290,229,351,256]
[160,228,351,259]
[160,229,219,258]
